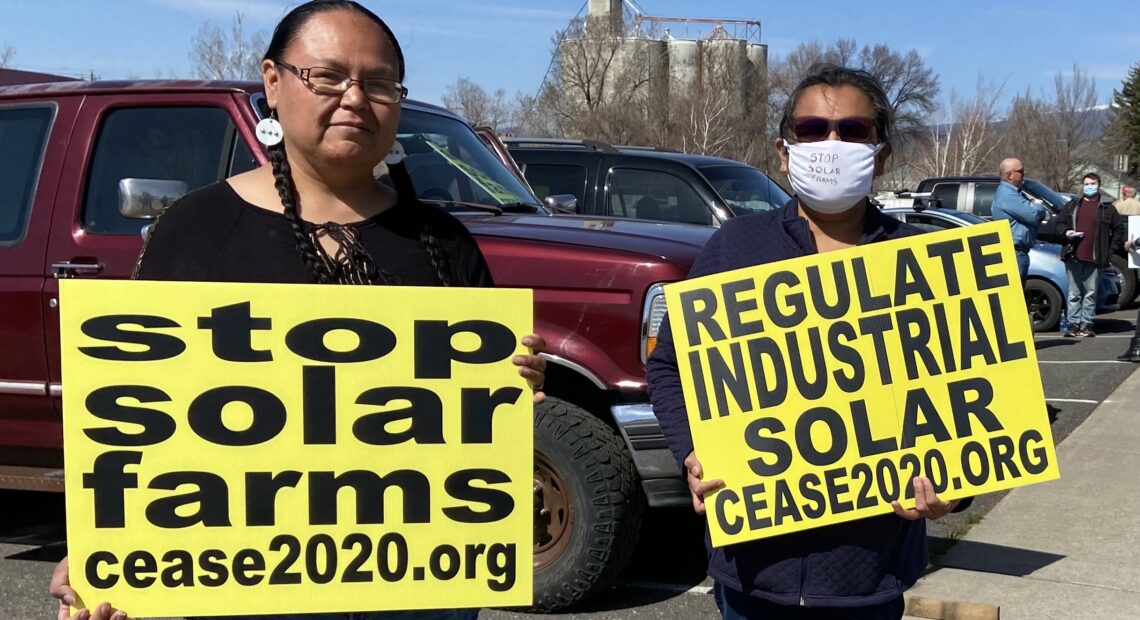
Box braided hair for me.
[266,138,330,282]
[389,160,456,287]
[262,0,458,286]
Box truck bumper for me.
[611,403,689,508]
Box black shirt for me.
[135,181,494,287]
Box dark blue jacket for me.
[646,200,927,608]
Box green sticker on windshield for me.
[426,141,518,205]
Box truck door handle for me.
[51,261,104,278]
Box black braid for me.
[267,141,329,283]
[389,161,456,287]
[420,227,455,286]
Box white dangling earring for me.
[384,140,405,165]
[256,113,284,147]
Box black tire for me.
[530,397,645,612]
[1109,254,1137,307]
[1025,278,1063,332]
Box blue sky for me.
[3,0,1138,110]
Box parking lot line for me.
[620,580,713,595]
[1045,398,1099,404]
[1038,360,1133,364]
[1035,334,1133,338]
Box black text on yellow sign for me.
[664,222,1058,546]
[60,281,533,616]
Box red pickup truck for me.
[0,80,713,610]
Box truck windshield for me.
[395,108,543,213]
[1022,179,1069,213]
[698,165,791,215]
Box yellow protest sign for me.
[60,280,533,617]
[664,221,1058,547]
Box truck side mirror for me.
[545,194,578,214]
[118,178,189,220]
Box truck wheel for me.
[531,397,645,612]
[1025,278,1062,332]
[1109,254,1137,307]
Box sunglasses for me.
[791,116,877,143]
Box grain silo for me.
[668,38,700,98]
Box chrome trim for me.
[611,402,657,425]
[538,353,606,390]
[52,261,104,278]
[0,380,48,396]
[641,282,668,364]
[50,383,62,397]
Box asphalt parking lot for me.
[2,307,1137,619]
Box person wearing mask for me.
[48,2,546,619]
[647,64,967,620]
[1057,173,1126,337]
[991,158,1047,283]
[1115,185,1140,216]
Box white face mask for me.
[783,140,884,214]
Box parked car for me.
[504,137,790,225]
[0,79,725,611]
[897,176,1137,306]
[880,205,1121,331]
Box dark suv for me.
[504,138,790,225]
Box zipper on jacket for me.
[799,557,807,606]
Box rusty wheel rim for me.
[533,451,574,569]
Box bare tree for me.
[913,78,1005,178]
[541,19,663,145]
[0,44,14,69]
[190,11,267,81]
[1003,65,1100,190]
[441,77,513,131]
[511,90,559,137]
[1052,64,1101,186]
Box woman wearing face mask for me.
[646,64,966,620]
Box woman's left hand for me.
[891,477,958,521]
[514,334,547,404]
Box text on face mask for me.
[807,152,840,183]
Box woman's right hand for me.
[683,451,725,515]
[50,556,129,620]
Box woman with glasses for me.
[49,2,544,619]
[647,64,965,620]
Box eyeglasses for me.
[1012,169,1025,175]
[276,61,408,104]
[791,116,877,143]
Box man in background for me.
[1115,185,1140,215]
[1058,172,1126,337]
[991,157,1047,282]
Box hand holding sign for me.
[890,477,958,521]
[515,334,548,403]
[683,451,725,515]
[51,557,129,620]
